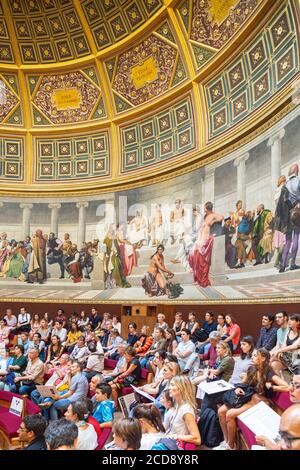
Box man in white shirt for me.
[271,311,289,357]
[51,320,67,344]
[12,307,31,334]
[174,329,199,374]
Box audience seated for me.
[1,306,300,452]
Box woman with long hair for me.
[271,313,300,376]
[44,335,63,374]
[214,348,289,450]
[112,418,142,450]
[132,404,166,450]
[166,375,201,446]
[229,336,255,385]
[142,244,174,297]
[165,328,177,354]
[223,315,241,351]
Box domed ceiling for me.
[0,0,299,195]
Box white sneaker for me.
[213,441,231,450]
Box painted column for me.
[204,167,215,205]
[48,203,61,235]
[268,128,285,192]
[76,202,89,247]
[233,152,249,207]
[20,203,33,240]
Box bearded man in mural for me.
[29,229,47,284]
[251,204,274,265]
[188,202,224,288]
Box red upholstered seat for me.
[120,387,132,395]
[0,391,40,438]
[140,368,149,380]
[96,427,111,450]
[272,392,292,412]
[237,417,257,449]
[104,358,117,369]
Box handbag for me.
[281,350,300,374]
[223,383,255,408]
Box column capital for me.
[267,128,285,147]
[76,202,89,209]
[233,153,250,168]
[48,203,61,210]
[20,203,33,210]
[205,166,215,177]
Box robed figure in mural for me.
[30,229,47,283]
[103,224,130,289]
[189,202,224,288]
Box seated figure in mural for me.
[128,210,148,248]
[169,199,185,245]
[103,224,131,289]
[150,204,164,247]
[142,244,174,297]
[79,242,94,279]
[5,240,26,280]
[116,223,137,277]
[189,202,223,288]
[67,243,82,283]
[0,232,8,250]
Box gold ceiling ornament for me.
[0,0,298,196]
[207,0,240,26]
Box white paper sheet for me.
[197,379,234,396]
[238,401,281,443]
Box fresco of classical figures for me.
[0,111,299,301]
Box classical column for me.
[233,153,249,207]
[76,202,89,246]
[268,129,285,192]
[48,203,61,235]
[20,203,33,240]
[204,167,215,205]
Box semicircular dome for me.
[0,0,299,195]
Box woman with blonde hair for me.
[166,375,200,446]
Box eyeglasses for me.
[289,381,300,390]
[277,431,300,448]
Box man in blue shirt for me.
[256,314,278,351]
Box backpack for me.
[151,438,179,451]
[198,408,223,448]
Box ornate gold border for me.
[0,296,299,306]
